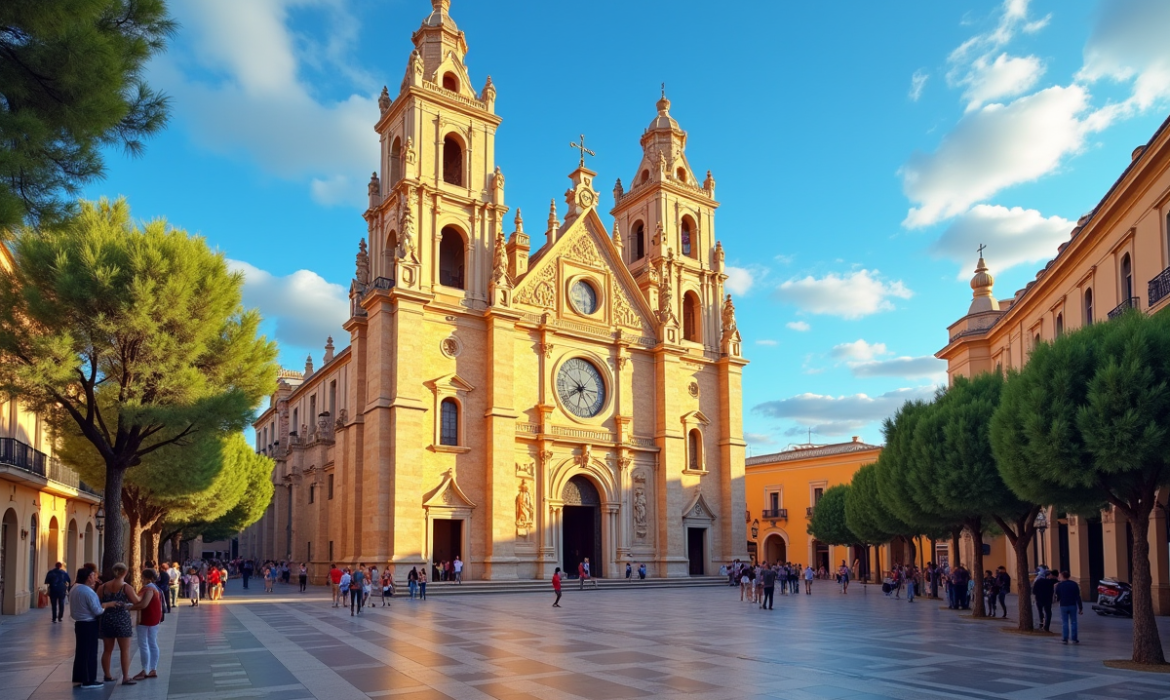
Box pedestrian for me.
[906,567,917,603]
[206,564,222,602]
[70,567,117,688]
[552,567,562,607]
[381,568,394,606]
[97,562,141,686]
[329,563,342,606]
[804,564,814,594]
[362,566,374,607]
[299,563,308,593]
[168,563,181,608]
[740,566,752,602]
[625,562,632,579]
[408,567,419,599]
[1054,570,1082,644]
[1032,569,1057,631]
[760,564,777,610]
[44,561,71,623]
[638,562,646,580]
[994,566,1011,618]
[241,559,253,589]
[349,565,365,616]
[130,568,162,681]
[418,568,428,600]
[453,555,463,584]
[185,568,201,606]
[838,561,850,594]
[339,568,351,607]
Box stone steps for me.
[412,575,729,596]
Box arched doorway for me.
[562,476,601,578]
[1,509,17,614]
[67,520,78,573]
[762,533,787,564]
[28,514,37,608]
[48,517,59,570]
[83,522,94,565]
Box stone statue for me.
[492,165,504,191]
[656,148,667,174]
[378,85,391,113]
[714,240,725,269]
[492,231,510,285]
[634,487,648,539]
[658,259,674,323]
[355,239,370,286]
[721,294,737,335]
[652,221,663,246]
[410,49,423,80]
[367,171,380,197]
[404,135,417,165]
[399,207,417,261]
[612,219,621,248]
[613,178,624,201]
[515,480,534,529]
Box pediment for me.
[513,207,657,335]
[423,470,477,509]
[680,410,711,426]
[425,373,475,394]
[429,52,475,100]
[682,489,716,521]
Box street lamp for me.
[751,519,759,540]
[1034,509,1048,568]
[95,504,105,570]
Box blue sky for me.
[82,0,1170,450]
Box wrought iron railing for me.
[0,438,98,495]
[1108,296,1140,319]
[762,508,787,520]
[1149,267,1170,307]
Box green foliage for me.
[875,399,959,538]
[845,463,908,544]
[807,484,856,545]
[0,0,174,229]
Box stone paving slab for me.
[3,579,1170,699]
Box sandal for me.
[146,672,158,679]
[122,680,137,686]
[132,672,147,681]
[104,677,115,682]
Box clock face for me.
[556,358,606,418]
[570,280,598,315]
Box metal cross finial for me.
[569,134,595,167]
[661,82,666,98]
[977,243,987,257]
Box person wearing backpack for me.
[349,565,365,616]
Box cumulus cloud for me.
[902,85,1092,228]
[930,204,1073,275]
[909,70,930,101]
[958,53,1045,111]
[850,356,948,380]
[156,0,379,208]
[724,266,755,296]
[228,259,349,350]
[755,339,778,346]
[1079,0,1170,113]
[786,321,811,332]
[830,339,888,362]
[773,270,912,319]
[753,386,939,437]
[744,432,777,446]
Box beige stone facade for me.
[241,0,748,581]
[0,243,102,615]
[937,114,1170,612]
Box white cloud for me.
[753,386,939,437]
[901,85,1092,228]
[930,204,1073,275]
[157,0,378,208]
[851,356,948,380]
[773,270,912,319]
[228,259,349,350]
[909,70,930,101]
[1078,0,1170,114]
[958,53,1045,111]
[786,321,811,332]
[947,0,1041,69]
[724,266,755,296]
[831,339,888,362]
[755,339,778,346]
[744,432,777,446]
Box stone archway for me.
[762,532,788,565]
[562,476,602,579]
[1,508,16,614]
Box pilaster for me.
[483,306,522,578]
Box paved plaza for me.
[3,579,1170,700]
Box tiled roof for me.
[746,440,881,466]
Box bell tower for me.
[365,0,506,301]
[610,90,724,351]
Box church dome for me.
[968,255,999,314]
[422,0,457,29]
[647,95,679,131]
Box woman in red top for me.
[552,567,562,607]
[207,566,222,601]
[132,568,163,680]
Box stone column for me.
[604,504,619,578]
[1150,491,1169,615]
[1066,515,1092,598]
[1101,506,1130,582]
[483,309,520,579]
[717,355,748,566]
[654,348,688,577]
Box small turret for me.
[304,354,315,378]
[968,250,999,314]
[324,337,335,364]
[546,198,559,246]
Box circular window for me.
[556,358,607,418]
[569,279,599,315]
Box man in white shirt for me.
[69,567,117,688]
[339,569,352,609]
[453,556,463,584]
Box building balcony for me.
[1150,267,1170,307]
[1108,296,1141,319]
[0,437,100,497]
[761,508,787,520]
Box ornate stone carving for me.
[652,221,663,246]
[713,241,725,271]
[440,336,461,358]
[368,171,380,197]
[516,461,535,479]
[516,261,556,308]
[410,49,423,80]
[613,178,624,201]
[688,381,700,398]
[721,294,737,337]
[515,479,534,531]
[538,342,554,358]
[399,206,418,261]
[404,135,417,165]
[492,165,505,192]
[564,231,602,267]
[355,239,370,286]
[657,257,675,324]
[633,471,648,542]
[378,85,391,113]
[538,450,555,468]
[492,231,511,287]
[575,444,592,467]
[562,476,601,506]
[334,408,347,430]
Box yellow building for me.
[938,114,1170,612]
[0,243,102,615]
[745,438,884,577]
[241,0,748,581]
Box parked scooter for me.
[1091,578,1133,618]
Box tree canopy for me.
[0,0,174,230]
[0,198,278,574]
[807,484,855,546]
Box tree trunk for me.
[950,527,962,568]
[146,527,161,569]
[126,513,143,589]
[1126,505,1167,665]
[1012,531,1034,630]
[101,465,127,580]
[969,520,985,618]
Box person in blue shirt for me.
[1054,570,1083,644]
[44,561,71,623]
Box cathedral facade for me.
[241,0,748,581]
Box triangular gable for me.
[424,373,475,394]
[680,410,711,426]
[514,207,658,335]
[682,489,716,521]
[429,51,475,100]
[422,469,477,509]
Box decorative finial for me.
[514,208,524,232]
[968,249,999,314]
[661,82,666,99]
[977,243,987,258]
[378,86,391,113]
[569,134,596,168]
[304,354,314,377]
[547,198,557,224]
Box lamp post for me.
[94,504,105,573]
[1034,509,1048,568]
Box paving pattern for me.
[4,578,1170,700]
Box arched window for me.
[631,221,646,261]
[440,398,459,446]
[639,169,650,184]
[688,428,703,471]
[1120,253,1133,301]
[1085,288,1094,325]
[442,72,459,92]
[1055,313,1063,337]
[683,291,701,342]
[384,229,398,275]
[439,226,465,289]
[676,167,687,183]
[390,136,402,184]
[443,134,463,186]
[681,215,696,258]
[1034,333,1041,350]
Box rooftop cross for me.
[570,134,595,167]
[977,243,987,257]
